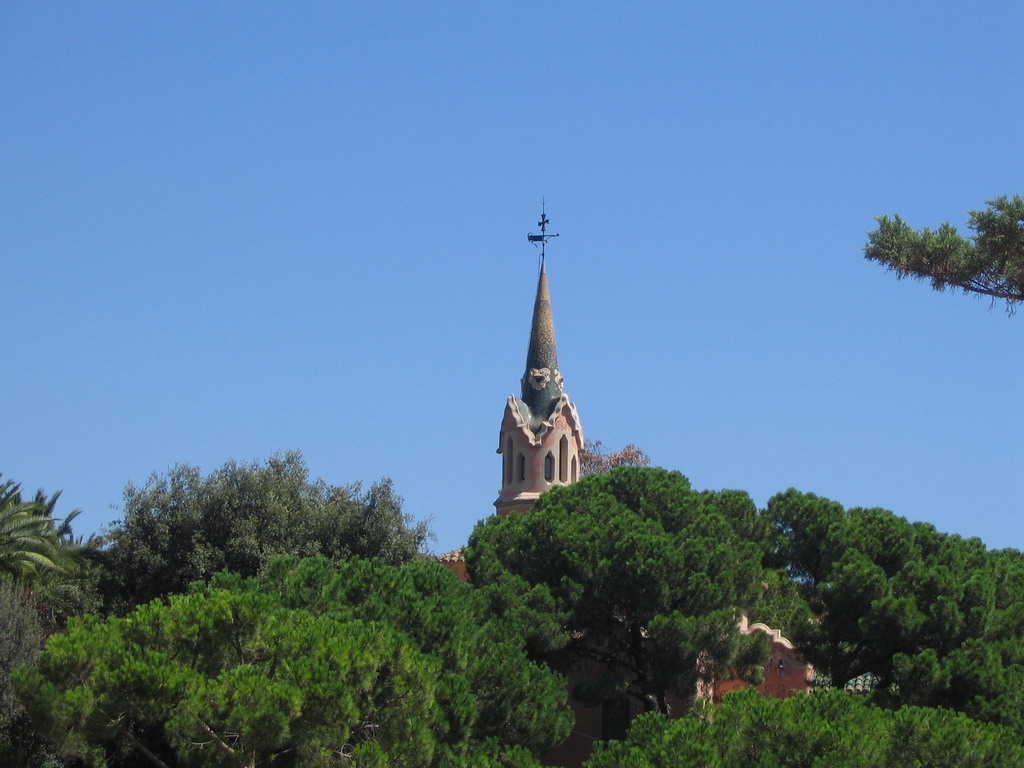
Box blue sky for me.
[3,2,1022,554]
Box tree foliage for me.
[767,489,1024,735]
[99,452,432,612]
[0,477,90,582]
[0,475,99,766]
[14,449,1024,763]
[468,467,771,715]
[864,195,1024,312]
[0,476,100,629]
[17,556,570,768]
[0,581,43,729]
[586,688,1024,768]
[0,579,57,768]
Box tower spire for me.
[494,205,584,517]
[522,203,563,421]
[521,254,561,419]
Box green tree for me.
[0,477,100,628]
[767,489,1024,735]
[586,688,1024,768]
[17,556,570,767]
[744,567,813,642]
[0,476,99,766]
[864,195,1024,312]
[267,556,571,757]
[467,467,771,715]
[0,477,87,581]
[99,452,432,612]
[0,581,43,730]
[0,580,67,767]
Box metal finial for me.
[527,198,559,267]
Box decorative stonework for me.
[499,394,584,447]
[525,367,552,390]
[713,613,814,702]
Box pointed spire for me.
[520,259,563,419]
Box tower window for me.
[504,437,513,483]
[544,453,554,481]
[517,453,526,482]
[558,436,568,483]
[571,455,578,483]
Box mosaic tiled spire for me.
[520,262,563,421]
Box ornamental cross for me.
[527,199,559,265]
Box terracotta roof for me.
[812,672,885,694]
[437,547,465,563]
[843,673,882,694]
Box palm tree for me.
[0,477,85,580]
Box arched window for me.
[517,453,526,482]
[504,437,514,483]
[558,436,569,483]
[544,453,554,481]
[571,455,578,483]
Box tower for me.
[494,209,584,516]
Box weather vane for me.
[527,199,559,268]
